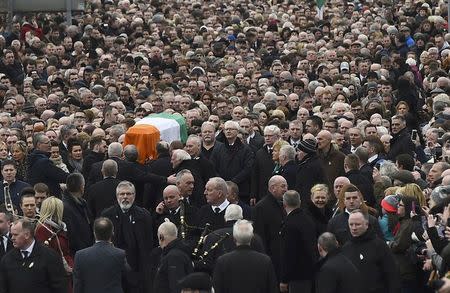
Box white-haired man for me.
[213,220,278,293]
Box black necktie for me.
[214,207,221,214]
[0,237,4,253]
[170,210,176,215]
[21,251,29,259]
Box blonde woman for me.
[35,197,73,292]
[272,139,290,174]
[306,184,333,234]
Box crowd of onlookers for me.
[0,0,450,292]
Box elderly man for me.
[86,159,121,219]
[280,190,318,293]
[253,175,288,280]
[184,135,216,183]
[171,150,206,208]
[278,145,298,189]
[317,130,346,185]
[102,181,154,293]
[153,221,193,293]
[427,162,450,188]
[213,220,278,293]
[200,121,223,160]
[251,125,280,203]
[198,204,264,273]
[211,121,254,203]
[315,232,362,293]
[197,177,230,231]
[240,117,264,152]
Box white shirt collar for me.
[247,132,255,143]
[22,239,35,255]
[212,199,230,213]
[368,154,378,163]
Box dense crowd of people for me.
[0,0,449,292]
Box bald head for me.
[317,130,332,151]
[158,221,178,248]
[163,185,180,197]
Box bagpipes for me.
[173,199,232,261]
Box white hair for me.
[233,219,253,245]
[173,149,191,161]
[158,221,178,239]
[224,204,243,222]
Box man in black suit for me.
[73,217,130,293]
[102,181,153,293]
[176,169,205,208]
[253,175,287,280]
[278,145,298,189]
[279,190,318,293]
[0,219,67,293]
[344,154,375,207]
[210,120,254,202]
[153,221,193,293]
[200,121,223,160]
[315,232,362,293]
[63,173,93,254]
[86,159,121,219]
[172,150,206,208]
[342,211,400,293]
[184,135,216,184]
[58,124,78,166]
[197,177,230,231]
[213,219,278,293]
[27,133,69,198]
[239,117,264,153]
[0,208,13,259]
[251,125,280,204]
[154,185,198,242]
[81,136,107,180]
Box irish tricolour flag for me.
[124,113,187,163]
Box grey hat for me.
[430,186,450,207]
[391,170,415,184]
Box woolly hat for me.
[381,195,400,213]
[297,138,317,154]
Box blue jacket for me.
[379,214,395,241]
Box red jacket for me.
[35,223,74,269]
